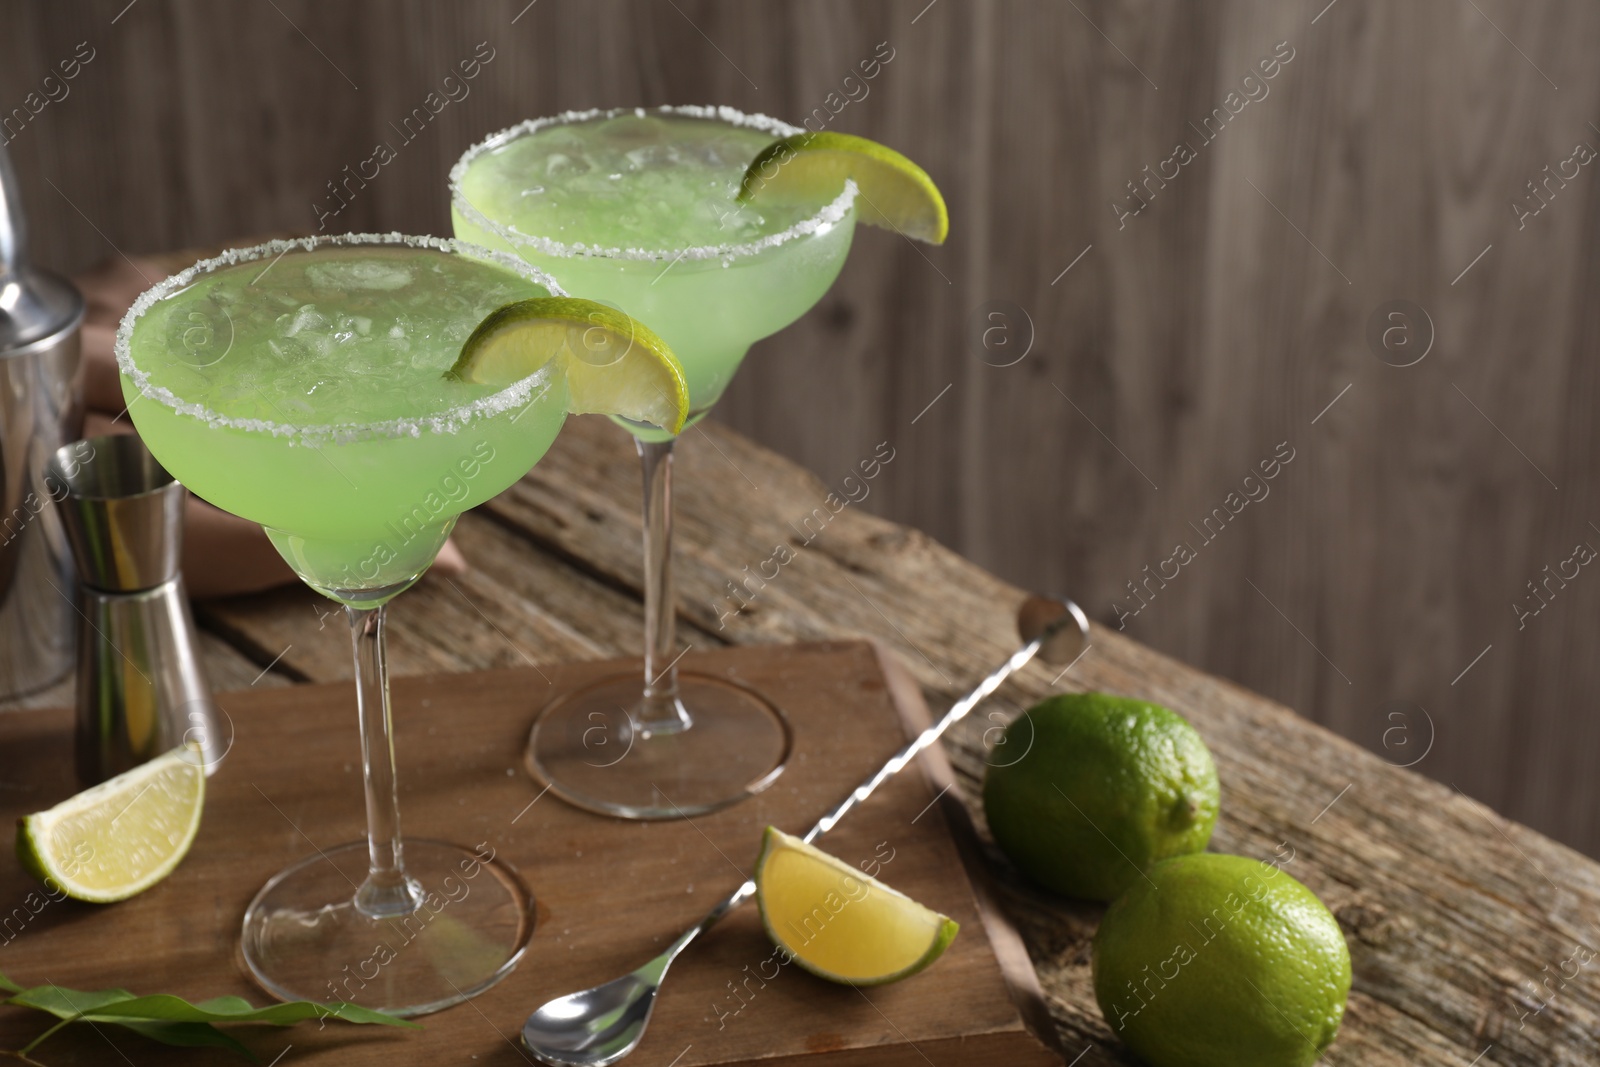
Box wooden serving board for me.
[0,641,1062,1066]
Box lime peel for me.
[738,131,949,245]
[16,745,205,904]
[449,297,689,434]
[754,827,958,986]
[982,692,1219,902]
[1092,853,1351,1067]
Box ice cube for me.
[280,304,328,337]
[544,152,591,178]
[624,145,675,170]
[268,337,316,366]
[330,313,370,345]
[305,261,414,291]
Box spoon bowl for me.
[521,969,660,1067]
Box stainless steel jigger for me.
[45,434,222,781]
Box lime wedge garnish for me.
[449,297,689,434]
[754,827,959,985]
[738,132,948,245]
[17,746,205,903]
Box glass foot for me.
[526,671,792,819]
[241,840,533,1017]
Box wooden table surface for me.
[0,643,1061,1067]
[9,411,1600,1065]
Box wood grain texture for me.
[3,375,1599,1062]
[8,408,1583,1063]
[0,629,289,712]
[0,645,1059,1067]
[3,0,1592,860]
[1,1,1596,859]
[477,417,1600,1065]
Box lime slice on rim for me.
[737,132,948,245]
[449,297,689,434]
[754,827,959,986]
[17,746,205,903]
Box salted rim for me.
[448,104,858,263]
[116,232,567,446]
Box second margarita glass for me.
[452,106,859,819]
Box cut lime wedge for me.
[754,827,959,986]
[449,297,689,434]
[738,132,948,244]
[17,746,205,903]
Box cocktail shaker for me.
[0,141,86,699]
[46,434,223,781]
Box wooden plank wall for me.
[4,1,1598,856]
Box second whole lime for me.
[982,692,1219,901]
[1091,853,1351,1067]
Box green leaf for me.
[8,984,137,1021]
[81,993,416,1028]
[113,1020,258,1061]
[0,967,418,1065]
[193,995,260,1015]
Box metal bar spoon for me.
[521,596,1091,1065]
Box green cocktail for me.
[451,107,859,820]
[452,106,857,433]
[117,234,568,1015]
[121,235,566,602]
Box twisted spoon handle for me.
[665,600,1088,961]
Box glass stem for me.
[348,604,421,919]
[636,437,692,735]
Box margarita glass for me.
[452,106,858,819]
[117,233,567,1015]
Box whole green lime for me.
[982,692,1218,900]
[1093,853,1351,1067]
